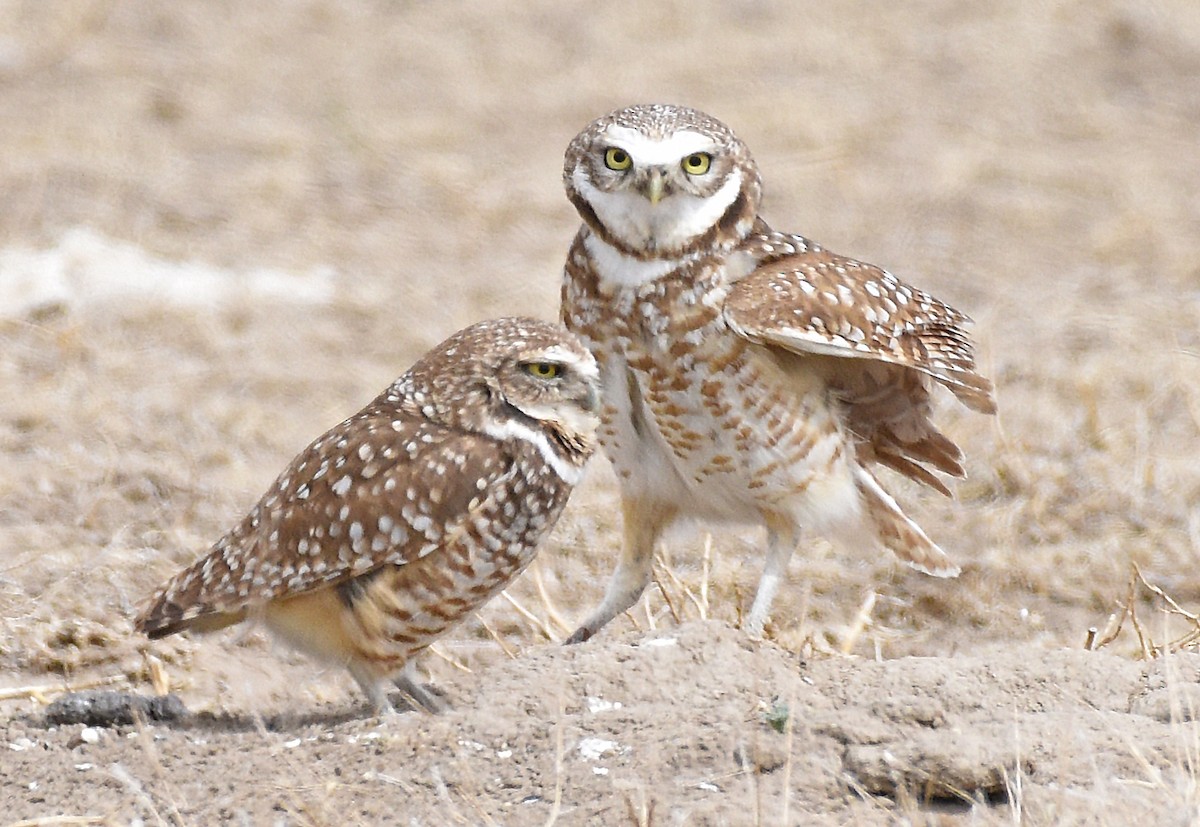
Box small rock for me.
[641,637,678,648]
[586,696,622,714]
[578,736,619,761]
[45,691,188,728]
[1130,684,1200,723]
[842,742,1019,798]
[733,740,789,774]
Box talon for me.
[565,626,593,645]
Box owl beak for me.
[644,169,665,205]
[581,383,601,414]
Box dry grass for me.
[2,0,1200,823]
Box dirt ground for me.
[2,1,1200,824]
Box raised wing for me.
[723,239,995,494]
[723,240,995,414]
[136,403,513,638]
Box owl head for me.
[401,317,600,478]
[564,104,763,258]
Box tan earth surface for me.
[2,1,1200,824]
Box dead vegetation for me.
[3,0,1200,824]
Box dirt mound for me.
[3,1,1200,824]
[4,622,1199,824]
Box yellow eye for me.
[682,152,711,175]
[523,362,562,379]
[604,147,632,171]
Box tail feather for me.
[136,600,247,639]
[822,356,972,496]
[135,533,252,639]
[873,451,953,497]
[854,466,960,577]
[937,370,997,415]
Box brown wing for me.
[135,403,513,638]
[723,244,996,414]
[723,245,995,494]
[816,356,965,496]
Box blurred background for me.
[1,0,1199,704]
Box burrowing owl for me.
[561,104,995,641]
[136,317,599,712]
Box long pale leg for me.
[566,497,676,644]
[744,520,799,638]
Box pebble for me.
[45,690,188,727]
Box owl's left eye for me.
[523,362,562,379]
[682,153,712,175]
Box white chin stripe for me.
[602,126,718,166]
[483,418,584,485]
[575,168,743,255]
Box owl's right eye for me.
[604,147,632,171]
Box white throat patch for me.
[574,167,743,255]
[584,234,678,290]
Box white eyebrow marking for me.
[601,126,718,166]
[534,345,583,364]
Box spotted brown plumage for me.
[135,317,600,713]
[560,104,995,641]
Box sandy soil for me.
[2,1,1200,824]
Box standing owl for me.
[136,317,599,713]
[560,104,995,642]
